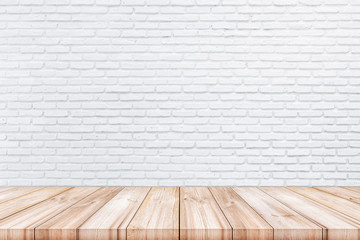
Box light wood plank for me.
[0,188,12,194]
[0,187,70,221]
[233,187,322,240]
[0,186,357,240]
[0,187,43,204]
[315,187,360,204]
[210,187,273,240]
[345,187,360,194]
[35,187,122,240]
[127,187,179,240]
[79,187,150,240]
[180,187,232,240]
[289,187,360,223]
[0,187,99,240]
[261,187,360,240]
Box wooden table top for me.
[0,187,359,240]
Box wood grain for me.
[261,187,360,240]
[233,187,322,240]
[0,187,98,240]
[210,187,273,240]
[0,188,11,194]
[315,187,360,204]
[0,187,70,221]
[127,187,179,240]
[0,187,42,204]
[289,187,360,223]
[345,187,360,194]
[0,187,358,240]
[35,187,122,240]
[180,187,232,240]
[79,187,150,240]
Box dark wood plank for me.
[233,187,322,240]
[180,187,232,240]
[210,187,273,240]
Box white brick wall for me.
[0,0,360,187]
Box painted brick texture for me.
[0,0,360,186]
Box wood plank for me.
[0,188,12,194]
[345,187,360,194]
[0,187,99,240]
[79,187,150,240]
[289,187,360,223]
[128,187,179,240]
[233,187,322,240]
[315,187,360,204]
[0,186,358,240]
[0,187,43,204]
[180,187,232,240]
[261,187,360,240]
[210,187,273,240]
[0,187,70,221]
[35,187,122,240]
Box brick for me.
[0,0,359,187]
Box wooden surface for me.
[128,187,179,240]
[210,187,272,240]
[315,187,360,204]
[261,187,360,240]
[346,187,360,193]
[0,187,359,240]
[36,187,123,240]
[0,187,97,240]
[180,187,232,240]
[0,187,70,221]
[0,187,42,204]
[233,187,322,240]
[289,187,360,223]
[79,187,150,240]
